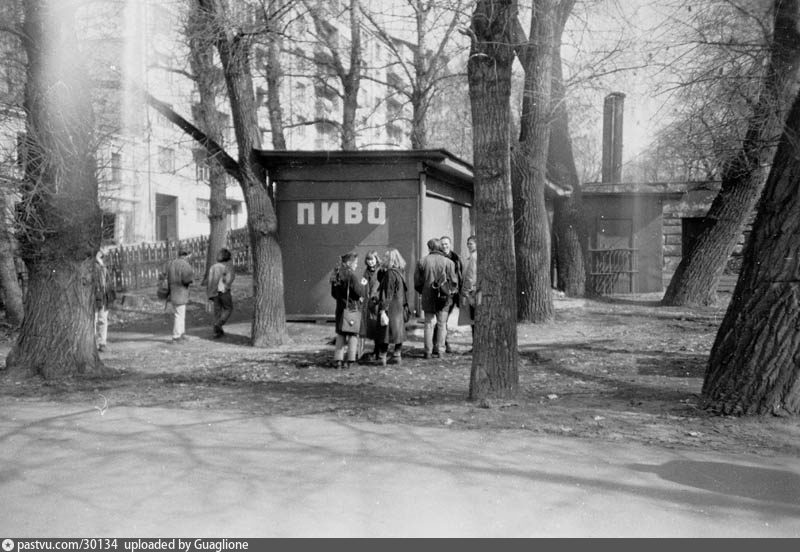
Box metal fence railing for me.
[588,247,638,295]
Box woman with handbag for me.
[359,250,382,362]
[330,252,366,369]
[375,248,409,366]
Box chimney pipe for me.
[602,92,625,184]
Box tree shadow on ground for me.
[628,460,800,505]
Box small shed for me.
[257,149,474,320]
[581,185,682,294]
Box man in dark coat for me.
[414,238,458,359]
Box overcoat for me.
[376,267,408,344]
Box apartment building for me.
[3,0,452,245]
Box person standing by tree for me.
[330,252,366,369]
[415,238,458,359]
[93,245,116,353]
[167,249,194,344]
[206,247,235,338]
[460,235,478,347]
[435,235,463,354]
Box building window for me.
[111,152,122,185]
[101,212,116,242]
[195,151,210,182]
[157,146,175,173]
[196,198,210,223]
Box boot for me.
[335,360,343,370]
[379,354,387,367]
[391,350,402,365]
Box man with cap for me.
[166,248,194,343]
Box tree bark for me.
[548,0,584,296]
[187,1,228,283]
[514,0,556,323]
[662,0,800,306]
[702,88,800,416]
[467,0,519,400]
[0,191,24,326]
[199,0,288,346]
[6,0,107,377]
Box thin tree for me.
[196,0,288,346]
[702,87,800,416]
[547,0,584,297]
[187,0,229,282]
[299,0,363,150]
[466,0,519,400]
[662,0,800,306]
[5,0,108,377]
[513,0,556,323]
[0,0,25,326]
[360,0,468,149]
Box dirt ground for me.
[1,276,799,458]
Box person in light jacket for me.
[93,245,117,353]
[166,249,194,343]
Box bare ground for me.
[2,277,798,458]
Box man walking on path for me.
[206,248,235,338]
[167,249,194,343]
[415,238,458,359]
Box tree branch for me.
[144,91,242,183]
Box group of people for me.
[329,234,477,369]
[93,235,478,362]
[330,248,410,369]
[92,246,236,350]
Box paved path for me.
[1,401,798,537]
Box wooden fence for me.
[107,227,252,291]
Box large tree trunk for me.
[6,0,106,377]
[0,192,24,326]
[188,1,228,283]
[662,0,800,306]
[514,0,556,323]
[205,0,288,346]
[467,0,519,400]
[548,0,584,296]
[702,89,800,416]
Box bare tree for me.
[193,0,288,346]
[702,86,800,416]
[662,0,800,306]
[512,0,557,323]
[187,0,229,282]
[5,0,108,377]
[296,0,363,150]
[466,0,519,400]
[547,0,584,297]
[360,0,468,149]
[0,0,25,326]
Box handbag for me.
[403,303,411,323]
[379,310,389,326]
[341,284,361,334]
